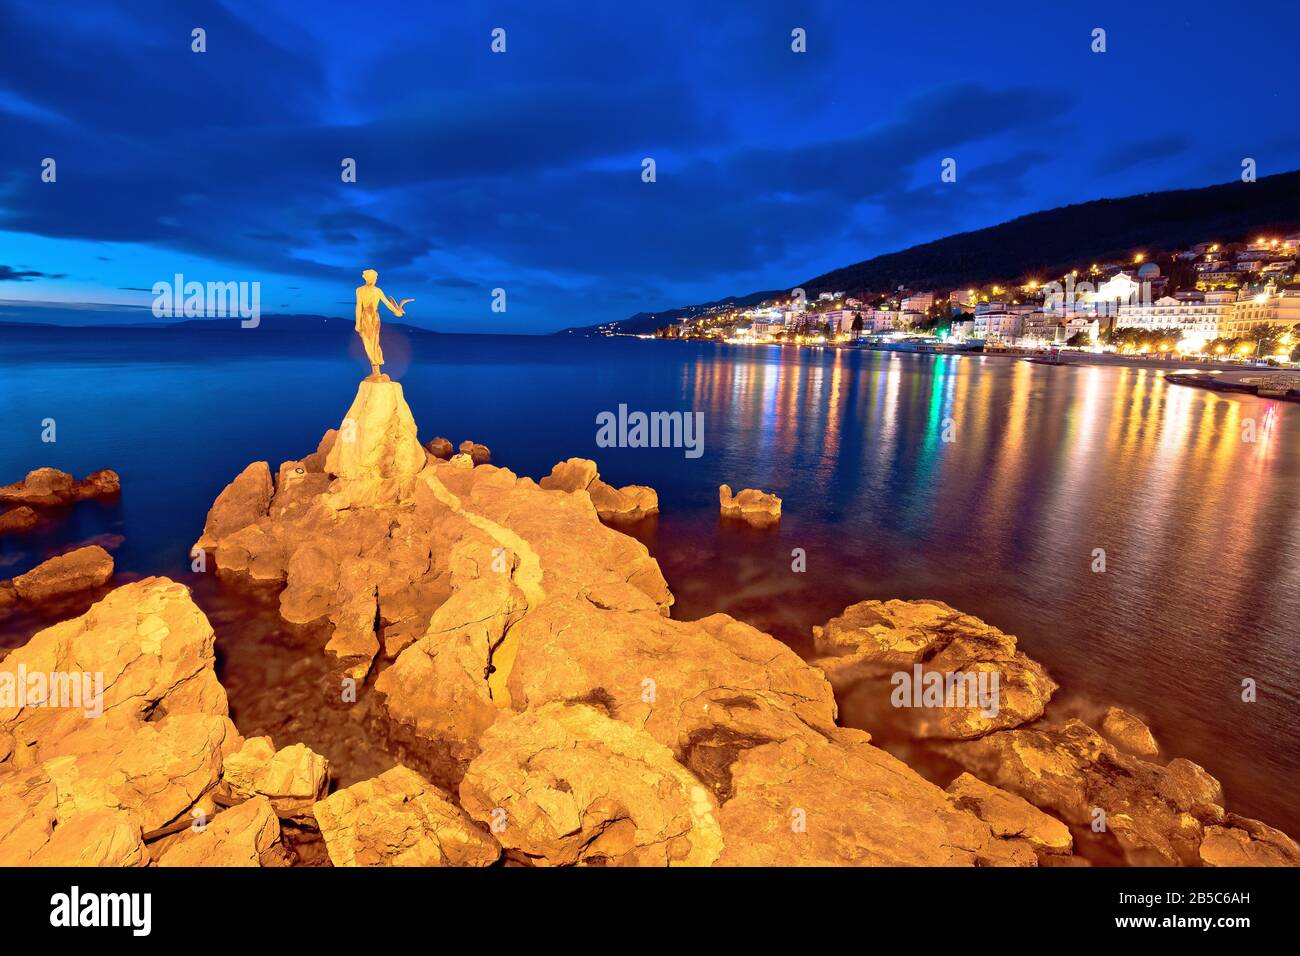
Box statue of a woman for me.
[354,269,413,381]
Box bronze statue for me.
[354,269,413,381]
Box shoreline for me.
[648,336,1291,375]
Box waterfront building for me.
[1221,288,1300,337]
[1020,312,1064,345]
[1115,292,1234,345]
[821,309,857,333]
[973,308,1026,342]
[864,310,898,333]
[948,318,976,341]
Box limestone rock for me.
[719,483,781,523]
[424,436,454,460]
[812,599,1056,739]
[155,796,288,867]
[588,481,658,521]
[222,736,329,822]
[0,467,75,504]
[714,726,1032,866]
[946,772,1072,858]
[538,458,599,493]
[0,578,245,866]
[301,429,337,472]
[325,380,426,506]
[1199,817,1300,867]
[458,440,491,465]
[1100,705,1159,758]
[197,461,273,549]
[0,506,41,535]
[459,704,723,866]
[0,467,120,507]
[79,469,122,498]
[314,764,499,867]
[540,458,659,520]
[10,545,114,604]
[942,718,1233,866]
[503,598,839,758]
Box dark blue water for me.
[2,321,1297,834]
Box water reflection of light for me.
[979,360,1032,535]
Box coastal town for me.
[656,232,1300,364]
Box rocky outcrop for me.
[0,468,119,538]
[222,736,329,822]
[8,545,114,605]
[0,578,250,866]
[313,764,499,867]
[940,718,1300,867]
[196,380,673,698]
[540,458,659,521]
[811,599,1056,739]
[0,506,41,536]
[154,795,289,867]
[713,724,1036,866]
[180,377,1296,869]
[537,457,598,494]
[946,772,1073,861]
[325,380,427,508]
[1100,705,1159,758]
[1200,818,1300,867]
[0,467,120,507]
[718,483,780,524]
[196,462,274,550]
[460,703,722,866]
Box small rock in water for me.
[9,545,114,605]
[719,483,781,524]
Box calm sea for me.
[1,321,1297,833]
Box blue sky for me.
[1,0,1298,332]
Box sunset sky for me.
[1,0,1298,332]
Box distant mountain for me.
[556,291,778,336]
[569,170,1300,334]
[0,309,438,337]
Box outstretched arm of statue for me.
[379,290,413,318]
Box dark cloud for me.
[0,265,62,281]
[1093,136,1191,176]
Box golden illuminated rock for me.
[938,718,1300,866]
[1100,705,1159,757]
[811,599,1057,739]
[718,483,780,523]
[0,579,258,866]
[540,458,658,521]
[459,703,723,866]
[314,764,498,867]
[155,796,289,867]
[946,772,1073,859]
[196,461,273,550]
[222,736,329,822]
[324,380,427,508]
[0,467,119,507]
[10,545,114,605]
[1199,819,1300,867]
